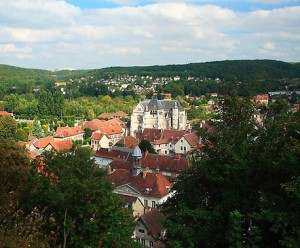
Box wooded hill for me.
[1,60,300,93]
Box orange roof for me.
[183,133,199,147]
[116,135,139,148]
[48,139,73,152]
[108,118,125,126]
[109,169,172,198]
[98,112,114,119]
[33,137,55,149]
[83,119,106,131]
[255,95,269,101]
[142,128,188,144]
[0,111,10,116]
[114,111,128,117]
[54,126,84,138]
[91,132,104,140]
[98,122,123,136]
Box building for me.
[54,126,84,142]
[142,128,199,155]
[135,209,166,248]
[109,146,173,212]
[130,98,188,138]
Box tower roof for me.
[132,145,142,157]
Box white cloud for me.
[0,0,299,68]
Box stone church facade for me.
[130,98,188,138]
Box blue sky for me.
[65,0,300,11]
[0,0,299,69]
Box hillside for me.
[1,60,300,94]
[89,60,300,81]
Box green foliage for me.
[0,139,30,205]
[0,115,17,139]
[163,97,300,248]
[21,148,135,248]
[139,139,155,153]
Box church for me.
[130,98,188,138]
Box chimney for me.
[175,153,181,160]
[143,167,149,179]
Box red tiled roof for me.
[54,126,84,138]
[141,209,165,239]
[110,159,131,170]
[142,128,188,144]
[109,169,172,198]
[108,118,125,126]
[114,111,128,117]
[95,148,131,160]
[142,153,189,173]
[98,111,128,119]
[142,128,162,142]
[83,119,106,131]
[98,122,123,136]
[98,112,114,119]
[0,111,10,116]
[183,133,199,147]
[255,94,269,101]
[33,137,56,149]
[91,132,104,140]
[48,139,73,152]
[116,135,139,148]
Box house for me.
[135,209,166,248]
[119,194,145,218]
[174,132,199,154]
[142,128,199,155]
[254,94,269,106]
[44,139,73,152]
[84,119,124,147]
[30,137,56,150]
[54,126,84,142]
[90,131,110,151]
[130,98,188,138]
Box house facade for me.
[130,98,188,138]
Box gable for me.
[115,184,142,196]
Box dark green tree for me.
[21,147,136,248]
[0,115,17,139]
[139,139,155,154]
[163,96,300,248]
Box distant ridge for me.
[1,60,300,86]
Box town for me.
[1,83,299,247]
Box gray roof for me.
[141,98,184,111]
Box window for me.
[138,229,145,233]
[165,150,167,154]
[152,201,156,208]
[181,146,183,150]
[141,239,145,246]
[184,147,186,151]
[150,241,154,248]
[144,199,148,206]
[181,139,183,143]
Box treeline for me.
[90,60,300,81]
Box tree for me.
[0,139,30,206]
[139,139,155,154]
[0,115,17,139]
[21,147,136,248]
[163,96,300,247]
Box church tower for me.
[131,145,142,176]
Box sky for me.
[0,0,299,70]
